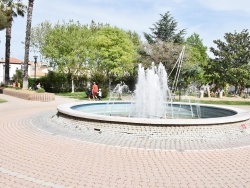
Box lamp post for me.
[33,55,38,87]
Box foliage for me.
[90,70,108,88]
[1,0,26,84]
[140,11,186,85]
[144,11,186,44]
[139,40,183,70]
[92,26,137,86]
[42,20,96,92]
[0,98,7,103]
[206,29,250,94]
[37,71,87,93]
[183,33,208,86]
[0,6,8,30]
[33,20,140,91]
[30,20,52,62]
[35,88,45,93]
[12,69,23,85]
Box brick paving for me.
[0,94,250,187]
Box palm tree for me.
[23,0,35,89]
[1,0,26,85]
[0,5,8,30]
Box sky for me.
[0,0,250,61]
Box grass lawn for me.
[56,92,250,105]
[56,92,87,100]
[195,100,250,105]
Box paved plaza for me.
[0,94,250,187]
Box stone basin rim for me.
[57,101,250,125]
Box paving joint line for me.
[0,167,66,188]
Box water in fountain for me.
[105,81,131,115]
[133,62,172,118]
[109,81,130,100]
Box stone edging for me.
[0,88,55,102]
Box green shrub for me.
[101,87,108,98]
[36,88,45,93]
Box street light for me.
[33,55,38,88]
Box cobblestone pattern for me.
[1,94,250,187]
[33,111,250,151]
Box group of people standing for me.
[87,82,102,100]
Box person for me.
[87,87,92,100]
[37,83,41,89]
[97,88,102,100]
[92,82,98,100]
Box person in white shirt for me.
[98,88,102,100]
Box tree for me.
[23,0,35,89]
[0,4,8,60]
[12,68,23,85]
[139,41,183,70]
[207,29,250,94]
[1,0,26,85]
[93,26,137,89]
[0,4,8,30]
[30,21,53,62]
[42,21,92,92]
[144,11,186,44]
[140,11,186,83]
[41,21,138,92]
[183,33,208,86]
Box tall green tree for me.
[140,11,186,81]
[207,29,250,94]
[30,21,52,56]
[23,0,35,89]
[1,0,26,85]
[183,33,208,86]
[42,21,92,92]
[144,11,186,44]
[93,26,137,88]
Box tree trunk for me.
[71,79,75,93]
[5,25,11,85]
[23,0,35,89]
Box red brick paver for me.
[0,94,250,188]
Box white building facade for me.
[0,57,31,85]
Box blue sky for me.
[0,0,250,60]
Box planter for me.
[1,88,55,102]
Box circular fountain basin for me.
[57,101,250,125]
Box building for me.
[0,57,30,85]
[0,57,49,85]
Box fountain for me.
[133,63,170,118]
[57,63,250,126]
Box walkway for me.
[0,94,250,187]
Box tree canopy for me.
[1,0,26,84]
[0,7,8,30]
[93,26,137,82]
[183,33,208,86]
[40,20,138,91]
[206,29,250,93]
[144,11,186,44]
